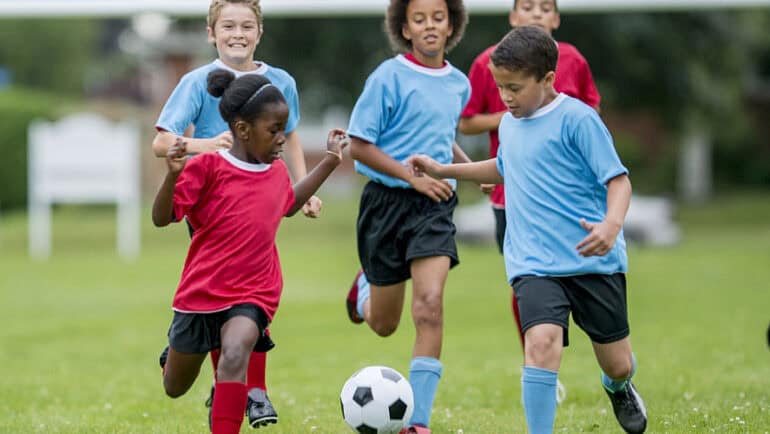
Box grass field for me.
[0,189,768,433]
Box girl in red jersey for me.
[152,69,348,434]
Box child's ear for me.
[508,9,518,28]
[543,71,556,87]
[551,13,561,31]
[207,26,216,46]
[401,24,413,43]
[234,120,250,141]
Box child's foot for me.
[400,426,431,434]
[247,388,278,428]
[345,270,365,324]
[605,381,647,433]
[556,379,567,404]
[204,383,214,431]
[159,346,169,369]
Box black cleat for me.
[247,388,278,428]
[605,381,647,433]
[204,383,214,431]
[159,346,169,369]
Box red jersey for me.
[461,41,601,207]
[171,150,296,319]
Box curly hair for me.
[385,0,468,53]
[207,0,263,30]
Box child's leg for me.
[522,324,563,434]
[212,316,260,434]
[360,281,407,337]
[162,347,208,398]
[407,256,450,428]
[593,338,646,434]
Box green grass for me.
[1,191,769,433]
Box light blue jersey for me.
[496,94,629,283]
[348,55,470,189]
[156,59,300,138]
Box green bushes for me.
[0,87,75,210]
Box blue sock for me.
[522,366,558,434]
[355,273,370,318]
[601,353,637,393]
[409,357,442,427]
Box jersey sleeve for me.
[173,155,209,221]
[347,70,394,144]
[156,73,205,135]
[573,112,627,185]
[461,53,492,118]
[283,172,296,216]
[283,75,301,134]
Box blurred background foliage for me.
[1,9,769,209]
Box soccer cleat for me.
[204,383,214,431]
[556,379,567,404]
[399,426,431,434]
[247,388,278,428]
[346,270,365,324]
[605,381,647,433]
[159,346,169,369]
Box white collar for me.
[218,149,271,172]
[212,59,269,77]
[395,54,453,77]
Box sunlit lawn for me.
[0,189,768,433]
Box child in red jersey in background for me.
[153,69,348,434]
[458,0,601,404]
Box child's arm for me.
[152,130,232,158]
[458,112,506,135]
[576,174,632,257]
[287,129,348,217]
[152,139,188,227]
[452,142,473,164]
[409,155,503,185]
[350,137,454,203]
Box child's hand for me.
[410,176,453,203]
[479,184,495,194]
[325,128,349,161]
[206,131,233,152]
[302,195,323,218]
[166,138,188,174]
[406,155,442,178]
[576,218,621,257]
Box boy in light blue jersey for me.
[344,1,472,432]
[408,26,647,434]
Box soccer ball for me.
[340,366,414,434]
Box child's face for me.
[489,62,555,118]
[207,3,262,68]
[401,0,454,60]
[238,102,289,164]
[510,0,560,35]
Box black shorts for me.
[167,304,274,354]
[512,273,629,346]
[493,207,506,254]
[357,181,459,286]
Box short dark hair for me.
[207,69,287,126]
[490,26,558,80]
[385,0,468,53]
[513,0,559,12]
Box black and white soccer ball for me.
[340,366,414,434]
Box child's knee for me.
[524,327,562,365]
[412,292,443,328]
[163,377,190,399]
[370,318,400,337]
[217,345,251,377]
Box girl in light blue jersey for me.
[343,1,471,432]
